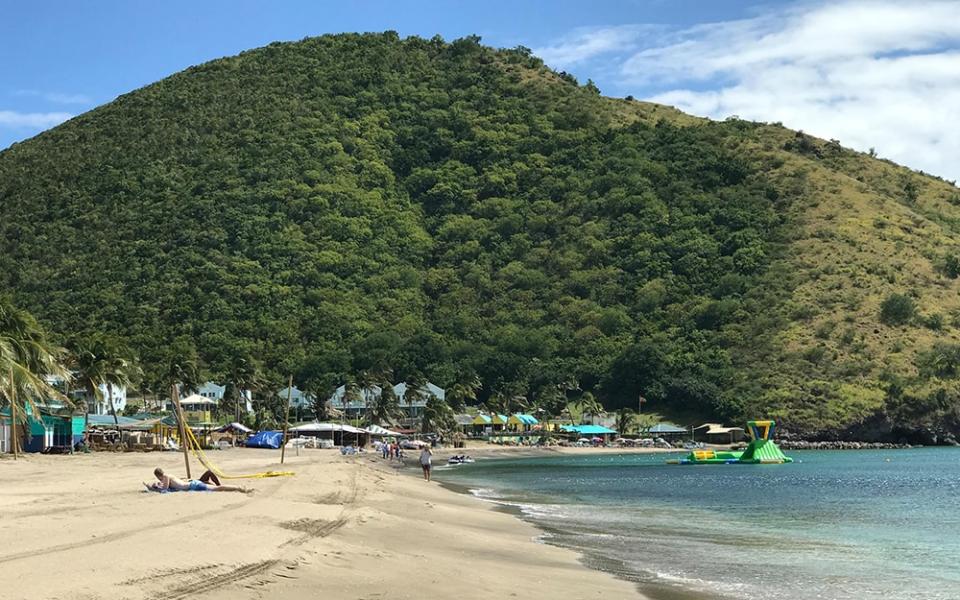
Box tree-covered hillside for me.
[2,32,959,438]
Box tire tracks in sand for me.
[151,461,364,598]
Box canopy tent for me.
[216,422,253,434]
[288,421,368,447]
[179,394,217,406]
[290,422,366,434]
[365,424,402,436]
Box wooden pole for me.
[9,367,18,459]
[171,384,191,478]
[280,375,293,464]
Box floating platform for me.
[667,420,793,465]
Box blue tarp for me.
[245,430,283,449]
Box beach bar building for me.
[693,423,745,444]
[560,424,617,443]
[507,413,539,432]
[164,394,216,426]
[648,422,689,440]
[1,403,84,453]
[472,413,508,434]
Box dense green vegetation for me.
[2,32,960,437]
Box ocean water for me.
[435,449,960,600]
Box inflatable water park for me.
[668,420,793,465]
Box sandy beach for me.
[0,447,651,600]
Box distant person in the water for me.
[145,467,251,493]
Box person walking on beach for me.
[419,446,433,481]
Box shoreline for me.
[422,447,726,600]
[1,448,645,599]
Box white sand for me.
[0,448,646,599]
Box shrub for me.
[879,293,916,325]
[937,254,960,279]
[923,313,945,330]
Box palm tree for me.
[69,336,142,430]
[615,408,637,436]
[577,392,604,424]
[66,336,108,431]
[224,356,262,422]
[446,374,481,412]
[342,377,362,418]
[0,300,70,455]
[532,383,565,419]
[368,384,402,425]
[635,412,664,435]
[484,389,510,415]
[421,394,456,435]
[103,345,142,427]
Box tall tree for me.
[223,356,262,423]
[103,342,142,428]
[368,384,402,425]
[0,299,70,451]
[66,336,109,430]
[614,408,637,436]
[446,373,481,413]
[577,392,604,425]
[421,394,456,435]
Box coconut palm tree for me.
[68,335,141,430]
[368,384,402,425]
[446,374,481,412]
[421,394,456,435]
[66,337,107,430]
[0,299,70,452]
[224,356,262,422]
[615,408,637,436]
[577,392,604,425]
[103,344,142,427]
[635,412,664,435]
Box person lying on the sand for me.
[144,467,251,493]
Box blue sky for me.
[3,0,959,180]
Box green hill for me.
[2,32,959,438]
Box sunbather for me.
[145,467,251,493]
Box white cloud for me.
[533,25,653,69]
[13,89,91,105]
[0,110,73,129]
[538,1,960,182]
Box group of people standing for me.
[380,440,404,461]
[377,440,433,481]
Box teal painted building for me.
[1,401,84,453]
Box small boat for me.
[447,455,475,465]
[667,420,793,465]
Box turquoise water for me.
[435,449,960,600]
